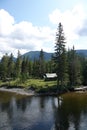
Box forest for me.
[0,23,87,92]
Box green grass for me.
[0,78,57,92]
[25,79,57,89]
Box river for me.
[0,91,87,130]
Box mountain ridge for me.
[22,51,53,61]
[21,49,87,61]
[76,49,87,56]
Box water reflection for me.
[52,93,87,130]
[0,92,54,130]
[1,92,87,130]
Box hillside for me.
[76,50,87,57]
[22,51,53,61]
[21,50,87,61]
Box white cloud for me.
[0,9,54,58]
[0,9,14,36]
[0,4,87,58]
[49,4,87,48]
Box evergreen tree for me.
[53,23,68,89]
[80,57,87,85]
[28,60,33,76]
[21,57,26,74]
[25,57,30,76]
[68,46,82,86]
[32,58,39,77]
[8,53,14,78]
[15,50,22,78]
[21,56,29,79]
[45,60,54,73]
[0,53,9,80]
[39,49,45,78]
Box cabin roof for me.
[44,73,57,78]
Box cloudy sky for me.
[0,0,87,57]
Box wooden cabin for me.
[43,73,57,81]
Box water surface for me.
[0,91,87,130]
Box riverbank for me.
[0,87,61,96]
[0,78,58,96]
[0,86,87,97]
[0,79,86,96]
[0,87,35,96]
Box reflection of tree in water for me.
[0,102,10,112]
[52,94,87,130]
[0,95,33,113]
[39,97,45,109]
[0,100,14,130]
[16,98,27,112]
[0,96,33,129]
[39,96,49,109]
[15,96,32,112]
[52,97,69,130]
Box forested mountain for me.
[21,50,87,61]
[22,51,53,61]
[7,50,86,62]
[76,50,87,57]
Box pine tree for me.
[32,58,39,77]
[82,59,87,85]
[21,56,29,81]
[28,60,33,76]
[8,53,14,78]
[53,23,68,89]
[68,46,82,86]
[39,49,45,78]
[15,50,22,78]
[21,57,26,74]
[45,60,54,73]
[0,53,9,80]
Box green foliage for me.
[0,79,57,92]
[39,49,45,77]
[0,22,87,93]
[68,46,82,87]
[81,57,87,85]
[14,50,22,78]
[21,56,29,79]
[8,53,14,78]
[0,53,15,80]
[32,58,40,77]
[53,23,68,88]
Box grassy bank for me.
[0,78,57,93]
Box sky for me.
[0,0,87,57]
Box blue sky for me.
[0,0,87,57]
[0,0,84,24]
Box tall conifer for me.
[53,23,68,89]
